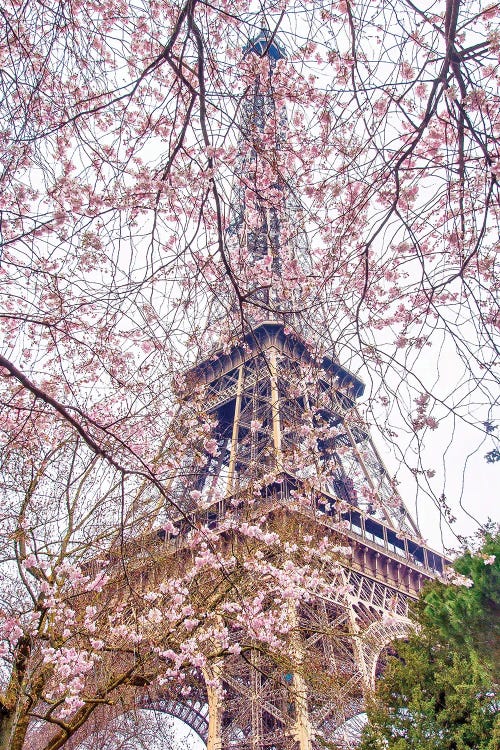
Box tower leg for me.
[205,664,222,750]
[250,649,263,749]
[288,602,313,750]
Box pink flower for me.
[60,695,84,717]
[23,554,37,569]
[382,612,398,625]
[85,571,110,593]
[147,608,162,624]
[203,438,218,455]
[444,568,474,587]
[162,520,179,535]
[400,61,414,80]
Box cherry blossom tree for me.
[0,426,351,749]
[0,0,499,747]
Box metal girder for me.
[138,697,210,742]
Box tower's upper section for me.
[226,28,308,329]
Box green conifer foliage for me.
[360,535,499,750]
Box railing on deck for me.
[157,474,447,578]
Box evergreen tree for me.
[360,535,500,750]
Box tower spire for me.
[227,29,306,327]
[243,26,286,61]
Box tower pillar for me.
[205,663,223,750]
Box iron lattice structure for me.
[156,320,446,749]
[69,30,447,750]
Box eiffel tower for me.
[60,29,447,750]
[127,29,448,750]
